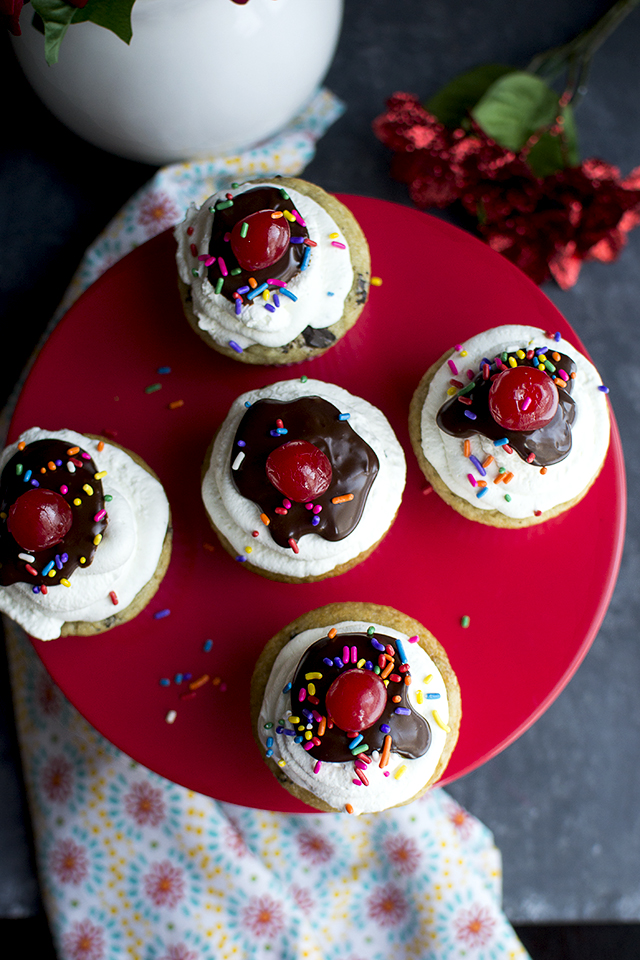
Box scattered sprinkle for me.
[165,710,177,724]
[460,615,470,628]
[433,709,451,733]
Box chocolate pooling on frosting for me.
[0,439,107,588]
[436,345,577,466]
[207,186,309,302]
[289,631,431,763]
[231,396,379,549]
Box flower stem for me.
[527,0,640,104]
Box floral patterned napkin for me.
[2,88,530,960]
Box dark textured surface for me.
[2,0,640,933]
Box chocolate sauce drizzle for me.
[231,396,379,549]
[207,186,310,302]
[0,439,107,588]
[286,631,431,763]
[436,345,577,466]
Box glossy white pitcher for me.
[13,0,344,164]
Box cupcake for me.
[408,325,611,527]
[174,176,370,364]
[251,602,461,814]
[201,378,406,581]
[0,428,172,640]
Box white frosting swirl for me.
[201,379,406,579]
[0,429,170,641]
[257,620,450,814]
[420,325,611,519]
[174,181,354,350]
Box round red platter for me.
[6,195,626,811]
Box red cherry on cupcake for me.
[265,440,332,503]
[230,209,291,272]
[7,488,73,551]
[488,366,559,431]
[325,668,387,733]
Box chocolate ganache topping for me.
[286,630,431,764]
[0,439,107,588]
[207,186,310,303]
[231,396,379,550]
[436,343,577,466]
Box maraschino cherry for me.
[488,366,559,431]
[8,488,73,552]
[325,668,387,733]
[230,209,291,272]
[265,440,332,503]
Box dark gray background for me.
[2,0,639,930]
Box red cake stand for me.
[7,196,626,811]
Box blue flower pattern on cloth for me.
[2,87,530,960]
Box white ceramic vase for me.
[12,0,343,165]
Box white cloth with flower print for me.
[3,88,530,960]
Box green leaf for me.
[30,0,135,64]
[470,71,562,152]
[71,0,135,45]
[31,0,78,65]
[425,63,516,128]
[525,103,580,177]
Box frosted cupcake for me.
[201,378,406,581]
[251,602,461,814]
[0,428,172,640]
[174,177,370,364]
[409,325,611,526]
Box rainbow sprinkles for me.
[175,179,358,358]
[255,615,457,815]
[201,378,407,581]
[415,324,611,524]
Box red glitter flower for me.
[383,835,422,875]
[41,754,74,804]
[454,904,496,947]
[61,919,105,960]
[123,781,166,827]
[367,884,409,927]
[50,838,89,885]
[1,0,24,37]
[137,191,182,237]
[296,829,335,864]
[142,860,185,908]
[373,93,640,288]
[242,894,286,939]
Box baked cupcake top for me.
[202,378,406,579]
[175,179,356,353]
[0,428,170,640]
[419,325,610,520]
[256,617,455,814]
